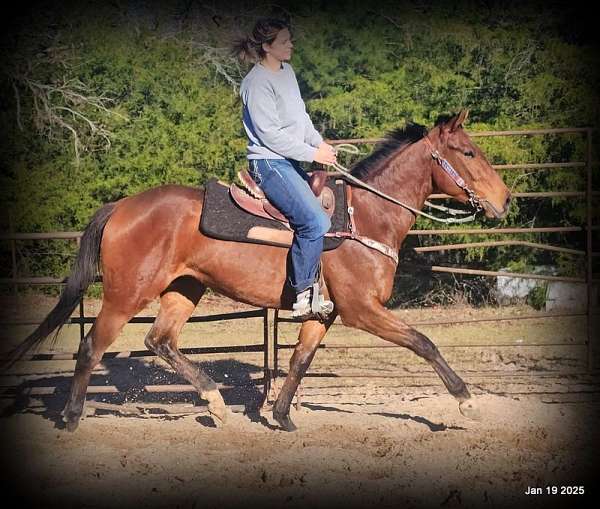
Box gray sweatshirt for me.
[240,62,323,162]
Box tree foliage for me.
[1,0,598,290]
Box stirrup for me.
[291,282,334,322]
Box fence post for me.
[273,309,279,383]
[9,211,18,296]
[586,128,594,372]
[262,307,270,400]
[74,236,85,342]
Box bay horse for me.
[7,110,511,432]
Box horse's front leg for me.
[342,301,480,420]
[273,313,337,431]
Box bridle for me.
[422,136,484,214]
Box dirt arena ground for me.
[1,294,598,509]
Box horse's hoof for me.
[207,401,229,426]
[204,390,229,426]
[62,412,81,432]
[273,411,298,432]
[459,399,482,421]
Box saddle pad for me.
[199,178,347,250]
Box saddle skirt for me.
[199,171,348,250]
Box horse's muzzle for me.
[482,193,511,220]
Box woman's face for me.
[263,28,293,61]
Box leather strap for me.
[325,184,399,265]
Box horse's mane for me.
[350,122,428,180]
[350,116,451,180]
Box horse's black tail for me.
[2,202,116,370]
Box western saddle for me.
[229,168,335,227]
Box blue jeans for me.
[249,158,331,293]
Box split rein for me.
[329,140,484,224]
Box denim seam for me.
[264,158,284,180]
[264,159,294,203]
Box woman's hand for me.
[313,142,337,166]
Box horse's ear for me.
[449,109,469,132]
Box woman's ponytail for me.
[231,35,261,63]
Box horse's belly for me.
[186,235,293,309]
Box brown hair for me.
[231,17,291,63]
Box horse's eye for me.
[464,150,475,158]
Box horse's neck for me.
[353,141,433,251]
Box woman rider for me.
[233,18,336,320]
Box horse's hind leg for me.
[144,277,229,425]
[63,302,134,431]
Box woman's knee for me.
[300,210,330,238]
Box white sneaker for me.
[291,289,311,318]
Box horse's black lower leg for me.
[409,329,471,401]
[63,306,130,431]
[273,315,335,431]
[349,304,480,420]
[272,345,316,432]
[62,333,96,431]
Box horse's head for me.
[427,110,511,220]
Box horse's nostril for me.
[504,194,512,210]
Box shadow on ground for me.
[1,357,267,428]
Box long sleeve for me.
[304,111,323,147]
[243,82,317,162]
